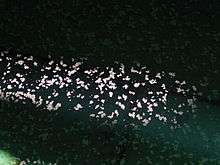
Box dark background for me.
[0,1,220,164]
[0,0,220,97]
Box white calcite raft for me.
[0,50,198,127]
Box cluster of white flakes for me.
[19,159,57,165]
[0,50,199,126]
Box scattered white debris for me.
[0,50,198,126]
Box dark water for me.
[0,95,220,164]
[0,1,220,164]
[0,51,219,165]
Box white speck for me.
[129,91,135,95]
[74,103,83,111]
[161,84,166,90]
[107,112,114,119]
[114,110,119,116]
[123,84,129,89]
[7,85,12,89]
[93,95,99,99]
[142,119,150,126]
[192,85,197,91]
[141,82,146,86]
[176,87,184,93]
[90,114,96,117]
[134,82,140,88]
[142,98,148,103]
[49,60,54,65]
[20,77,25,82]
[95,78,102,84]
[137,102,142,108]
[109,92,113,97]
[24,65,29,70]
[149,79,157,84]
[145,75,149,80]
[123,76,131,81]
[131,67,139,74]
[168,72,175,77]
[122,94,127,101]
[95,105,100,109]
[136,114,143,120]
[128,112,135,118]
[98,111,104,114]
[54,103,62,110]
[27,56,33,61]
[60,60,67,67]
[33,62,38,66]
[155,73,161,79]
[16,73,22,77]
[116,101,125,110]
[17,60,24,65]
[153,102,158,107]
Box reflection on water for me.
[0,50,219,164]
